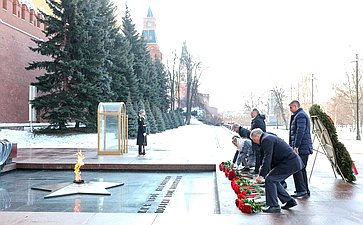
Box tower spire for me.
[142,7,162,60]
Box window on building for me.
[21,4,25,19]
[3,0,7,10]
[12,1,16,15]
[30,11,34,24]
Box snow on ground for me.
[0,118,362,157]
[0,128,98,148]
[0,118,208,149]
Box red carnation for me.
[241,204,253,214]
[237,192,246,199]
[233,185,241,194]
[228,170,236,180]
[235,199,241,207]
[219,163,223,171]
[231,181,237,189]
[237,200,245,209]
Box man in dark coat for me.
[137,109,147,155]
[250,108,266,174]
[232,124,251,138]
[251,128,304,213]
[288,100,313,197]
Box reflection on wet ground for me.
[0,170,217,214]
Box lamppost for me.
[354,54,361,140]
[311,74,314,105]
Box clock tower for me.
[142,7,162,60]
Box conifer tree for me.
[26,0,117,130]
[152,105,166,132]
[121,5,148,103]
[26,0,84,129]
[145,100,158,134]
[154,59,170,111]
[108,35,131,103]
[75,0,113,129]
[126,95,138,138]
[162,111,171,130]
[100,0,133,103]
[176,108,185,126]
[144,60,159,107]
[170,110,179,128]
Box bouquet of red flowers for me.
[219,161,266,214]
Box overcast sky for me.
[113,0,363,112]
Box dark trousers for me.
[265,173,294,207]
[138,145,145,155]
[293,154,309,193]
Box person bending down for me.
[251,128,304,213]
[231,135,255,172]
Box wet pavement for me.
[0,170,217,214]
[1,124,363,225]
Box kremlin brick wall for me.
[0,0,46,122]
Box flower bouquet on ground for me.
[219,161,266,214]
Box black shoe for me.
[281,199,297,210]
[241,167,250,172]
[291,191,307,198]
[262,206,281,213]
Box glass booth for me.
[98,102,128,155]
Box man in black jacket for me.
[250,108,266,174]
[232,124,251,138]
[251,128,303,213]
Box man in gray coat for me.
[251,128,304,213]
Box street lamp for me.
[311,74,314,105]
[354,54,361,140]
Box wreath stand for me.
[309,116,347,182]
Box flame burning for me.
[74,150,85,182]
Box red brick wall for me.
[0,0,46,122]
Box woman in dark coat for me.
[137,110,147,155]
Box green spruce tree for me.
[126,94,138,138]
[100,0,133,103]
[154,58,170,111]
[176,108,185,126]
[75,0,114,129]
[144,100,158,134]
[26,0,84,129]
[121,5,148,104]
[27,0,118,130]
[170,110,179,128]
[162,111,171,130]
[152,105,166,132]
